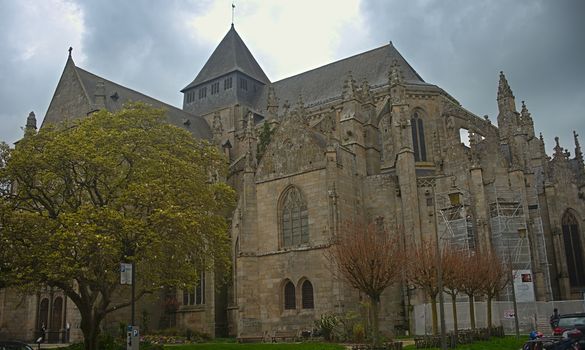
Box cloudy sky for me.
[1,0,583,155]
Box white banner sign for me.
[513,269,535,302]
[120,263,133,285]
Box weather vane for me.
[231,1,235,26]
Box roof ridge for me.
[272,44,388,84]
[76,67,193,116]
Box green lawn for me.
[163,344,345,350]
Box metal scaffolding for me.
[435,189,476,253]
[488,185,531,301]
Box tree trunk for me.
[371,296,381,346]
[80,310,101,350]
[487,295,493,335]
[468,294,476,329]
[81,316,100,350]
[451,293,458,338]
[430,294,438,335]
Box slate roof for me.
[182,25,270,91]
[260,42,434,110]
[71,60,212,140]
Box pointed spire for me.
[26,111,37,131]
[574,130,583,164]
[498,71,514,100]
[182,25,269,91]
[497,71,516,113]
[520,101,531,119]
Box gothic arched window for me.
[284,281,296,310]
[301,280,314,309]
[411,111,427,162]
[280,186,309,247]
[562,211,585,287]
[52,297,63,331]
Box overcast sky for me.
[1,0,583,155]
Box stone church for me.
[1,25,584,341]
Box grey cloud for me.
[76,0,214,107]
[359,0,585,153]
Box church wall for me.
[543,176,585,299]
[0,288,37,342]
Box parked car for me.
[0,341,33,350]
[554,313,585,336]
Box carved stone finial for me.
[283,100,291,116]
[540,132,544,142]
[292,94,306,121]
[484,115,491,123]
[574,130,583,163]
[553,136,565,159]
[26,111,37,130]
[245,112,255,138]
[521,101,530,118]
[342,71,358,101]
[267,85,278,114]
[68,47,73,57]
[212,112,223,138]
[361,78,373,104]
[498,71,514,98]
[389,59,403,86]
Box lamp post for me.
[433,185,449,350]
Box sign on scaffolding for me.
[513,269,535,302]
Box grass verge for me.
[402,336,525,350]
[163,343,345,350]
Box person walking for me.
[550,308,560,329]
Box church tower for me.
[182,25,270,116]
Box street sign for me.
[120,263,133,285]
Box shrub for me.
[315,313,340,341]
[353,323,366,343]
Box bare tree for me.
[458,252,486,329]
[442,247,466,338]
[404,239,444,335]
[480,250,511,334]
[326,221,402,345]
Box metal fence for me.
[413,300,585,335]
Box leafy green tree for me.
[0,104,235,350]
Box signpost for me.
[121,263,138,350]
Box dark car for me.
[0,341,33,350]
[553,313,585,336]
